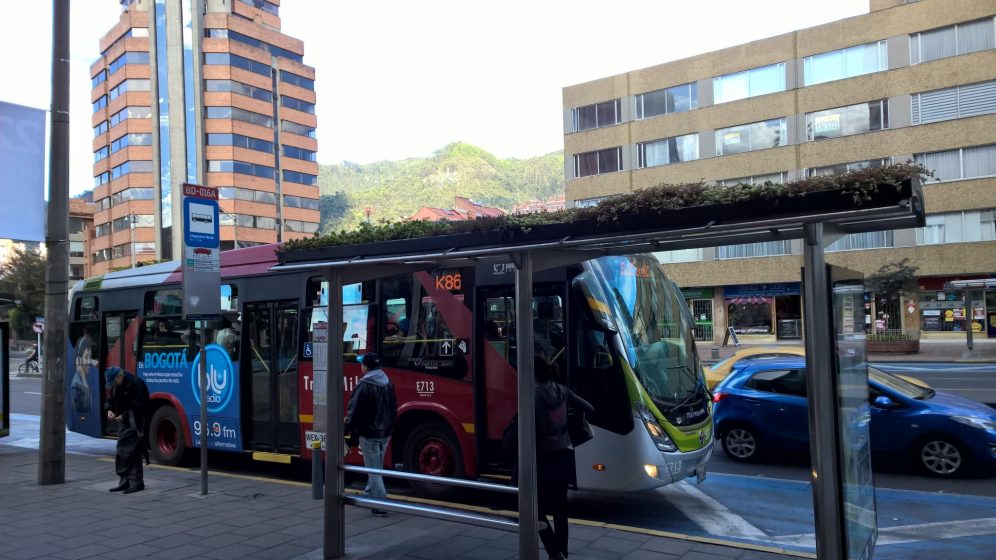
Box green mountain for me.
[317,142,564,232]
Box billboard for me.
[0,101,46,242]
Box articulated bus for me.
[65,244,712,495]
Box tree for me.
[0,247,46,339]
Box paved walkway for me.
[0,445,805,560]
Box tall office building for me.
[562,0,996,342]
[90,0,319,275]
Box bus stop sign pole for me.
[181,183,221,497]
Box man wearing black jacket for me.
[105,367,149,494]
[345,353,397,517]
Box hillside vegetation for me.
[318,142,564,232]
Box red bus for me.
[66,244,713,495]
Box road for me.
[4,361,995,559]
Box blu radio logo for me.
[190,344,235,414]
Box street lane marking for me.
[659,480,769,540]
[773,517,996,548]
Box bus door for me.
[475,285,567,460]
[244,300,300,454]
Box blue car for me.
[713,357,996,477]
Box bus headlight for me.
[635,402,677,453]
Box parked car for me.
[706,346,929,389]
[713,357,996,477]
[706,346,805,389]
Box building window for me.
[110,160,153,180]
[207,133,274,153]
[573,147,623,178]
[573,197,607,209]
[69,217,85,234]
[715,118,787,155]
[915,144,996,181]
[635,82,697,119]
[713,62,786,104]
[806,100,889,141]
[92,95,107,113]
[280,70,315,91]
[912,80,996,124]
[283,170,318,185]
[717,172,786,186]
[716,240,792,259]
[208,160,275,179]
[206,106,274,128]
[94,172,110,187]
[109,105,152,127]
[92,69,107,88]
[110,188,154,206]
[910,18,995,64]
[107,51,150,75]
[282,120,316,138]
[95,197,111,211]
[637,133,699,168]
[205,27,300,62]
[205,79,273,102]
[284,219,319,234]
[94,146,109,162]
[94,223,111,238]
[94,121,109,137]
[917,209,996,245]
[204,52,271,76]
[803,41,888,86]
[69,241,85,258]
[283,195,320,210]
[654,249,703,263]
[806,158,892,177]
[218,187,277,204]
[219,214,279,230]
[236,0,279,16]
[572,99,621,132]
[280,95,316,114]
[826,230,894,252]
[110,132,152,154]
[282,145,317,162]
[108,78,151,100]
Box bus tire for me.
[402,420,464,499]
[149,406,187,466]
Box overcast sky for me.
[0,0,869,197]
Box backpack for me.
[501,415,518,461]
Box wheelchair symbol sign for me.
[303,342,314,358]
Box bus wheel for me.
[403,421,464,499]
[149,406,187,466]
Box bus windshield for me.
[585,256,703,407]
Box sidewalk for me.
[697,338,996,365]
[0,445,805,560]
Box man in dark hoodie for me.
[105,367,150,494]
[345,352,397,516]
[535,357,594,560]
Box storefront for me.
[725,283,802,339]
[680,287,714,342]
[918,276,994,336]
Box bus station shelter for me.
[272,177,925,560]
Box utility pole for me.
[39,0,70,485]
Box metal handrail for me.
[344,465,518,494]
[345,495,522,532]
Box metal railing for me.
[340,465,522,532]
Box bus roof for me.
[76,243,281,293]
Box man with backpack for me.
[345,353,397,517]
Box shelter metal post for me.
[514,251,539,560]
[802,223,844,560]
[965,289,973,351]
[324,267,345,559]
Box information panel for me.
[831,268,877,560]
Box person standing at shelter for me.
[345,352,397,517]
[105,367,150,494]
[535,357,594,560]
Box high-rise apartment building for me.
[69,198,96,281]
[562,0,996,343]
[90,0,319,275]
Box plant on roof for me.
[282,162,929,254]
